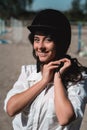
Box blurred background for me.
[0,0,87,130]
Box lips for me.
[37,51,49,57]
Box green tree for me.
[71,0,81,11]
[0,0,34,18]
[82,0,87,20]
[69,0,84,21]
[84,0,87,13]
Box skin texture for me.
[7,34,75,125]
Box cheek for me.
[33,43,37,50]
[52,44,56,54]
[47,42,55,50]
[49,45,56,58]
[50,44,56,53]
[51,50,56,58]
[33,44,39,56]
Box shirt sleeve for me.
[68,78,87,119]
[4,65,31,112]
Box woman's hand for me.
[42,58,71,83]
[54,58,71,81]
[42,62,58,84]
[57,58,71,74]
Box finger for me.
[47,61,60,67]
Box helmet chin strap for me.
[36,57,41,73]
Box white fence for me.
[0,18,87,57]
[0,18,28,44]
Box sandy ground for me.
[0,26,87,130]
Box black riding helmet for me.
[28,9,71,55]
[27,9,71,72]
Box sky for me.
[29,0,85,11]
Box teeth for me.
[38,52,47,56]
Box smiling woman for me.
[28,9,71,72]
[4,9,87,130]
[33,35,56,63]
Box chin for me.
[39,59,48,63]
[39,57,53,63]
[39,57,48,62]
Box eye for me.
[45,36,53,42]
[34,37,40,43]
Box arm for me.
[6,63,55,117]
[54,58,75,125]
[54,73,75,126]
[7,78,47,117]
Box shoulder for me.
[68,72,87,99]
[20,64,42,82]
[21,64,37,74]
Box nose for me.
[38,41,46,51]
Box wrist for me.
[54,72,62,84]
[57,72,62,79]
[40,78,48,87]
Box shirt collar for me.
[27,71,42,81]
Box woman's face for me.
[33,34,56,63]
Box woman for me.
[4,9,87,130]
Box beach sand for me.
[0,26,87,130]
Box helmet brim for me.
[27,25,57,33]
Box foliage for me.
[0,0,34,19]
[67,0,87,21]
[84,0,87,14]
[0,0,87,21]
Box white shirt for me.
[4,65,87,130]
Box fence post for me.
[0,19,6,35]
[77,22,82,53]
[11,18,23,43]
